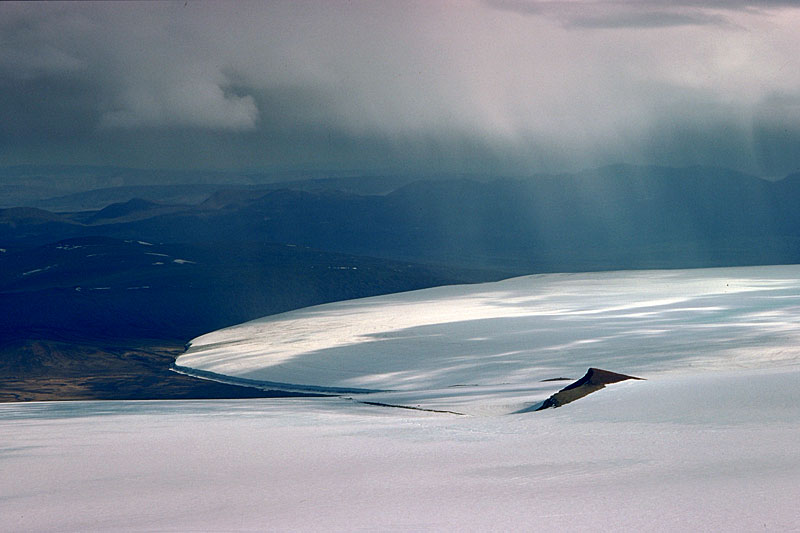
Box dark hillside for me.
[0,237,503,401]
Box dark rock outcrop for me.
[535,368,643,411]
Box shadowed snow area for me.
[177,265,800,412]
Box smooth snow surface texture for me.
[3,369,800,532]
[5,266,800,531]
[179,265,800,411]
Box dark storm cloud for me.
[486,0,729,28]
[566,11,729,29]
[486,0,800,28]
[2,1,800,176]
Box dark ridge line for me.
[515,368,644,414]
[558,368,643,393]
[170,364,386,395]
[356,400,466,416]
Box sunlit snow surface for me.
[4,266,800,531]
[177,265,800,413]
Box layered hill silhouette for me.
[3,165,800,273]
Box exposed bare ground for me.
[0,337,314,402]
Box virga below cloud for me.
[1,0,800,176]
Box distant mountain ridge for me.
[0,164,422,209]
[2,164,800,273]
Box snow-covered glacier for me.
[176,265,800,413]
[3,265,800,531]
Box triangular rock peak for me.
[534,368,643,411]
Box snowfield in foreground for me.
[3,265,800,531]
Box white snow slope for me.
[177,264,800,413]
[3,265,800,531]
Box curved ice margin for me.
[170,364,386,395]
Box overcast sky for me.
[2,0,800,177]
